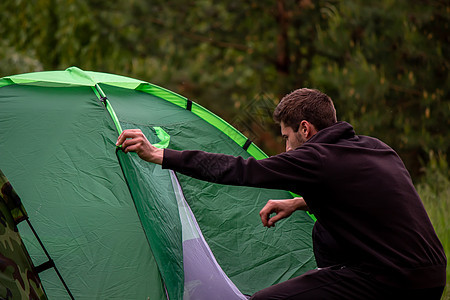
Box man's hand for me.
[116,129,164,165]
[259,197,308,228]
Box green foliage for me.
[310,0,449,175]
[416,152,449,299]
[0,0,448,174]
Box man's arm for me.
[117,129,313,227]
[259,197,309,228]
[117,129,321,192]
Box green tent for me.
[0,67,316,299]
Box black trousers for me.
[249,264,444,300]
[250,222,444,299]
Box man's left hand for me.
[259,197,308,228]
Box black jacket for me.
[163,121,446,288]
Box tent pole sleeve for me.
[289,192,316,222]
[105,98,123,134]
[93,84,123,134]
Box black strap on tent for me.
[100,96,107,105]
[242,139,252,151]
[20,207,75,300]
[94,84,108,106]
[34,259,55,273]
[186,99,193,111]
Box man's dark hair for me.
[273,88,337,132]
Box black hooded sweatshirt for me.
[162,121,446,289]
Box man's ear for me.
[299,120,317,139]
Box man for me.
[116,88,446,299]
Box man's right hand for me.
[116,129,164,165]
[259,197,308,228]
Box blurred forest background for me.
[1,0,449,296]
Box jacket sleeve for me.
[162,147,322,192]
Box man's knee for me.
[249,289,270,300]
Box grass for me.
[416,154,449,300]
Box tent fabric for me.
[0,67,267,159]
[116,137,184,300]
[0,170,28,224]
[0,67,145,89]
[0,171,47,299]
[0,67,316,299]
[169,170,246,299]
[0,84,165,299]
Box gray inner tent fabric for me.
[170,171,248,299]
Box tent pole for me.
[20,206,75,299]
[93,84,123,134]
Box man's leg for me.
[250,265,445,300]
[250,265,384,300]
